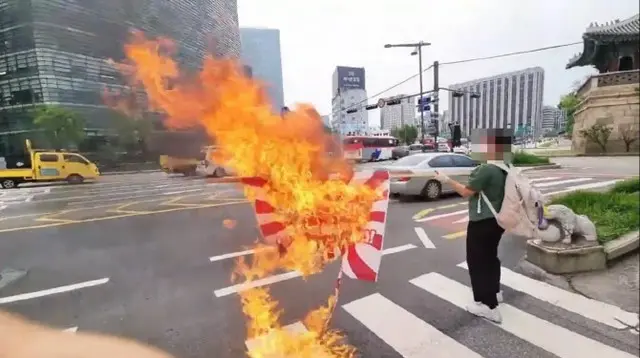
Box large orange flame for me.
[119,31,382,357]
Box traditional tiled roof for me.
[567,14,639,69]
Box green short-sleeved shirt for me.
[466,164,507,222]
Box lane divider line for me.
[414,227,436,249]
[415,209,467,223]
[213,244,417,298]
[443,231,467,240]
[0,278,110,305]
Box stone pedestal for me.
[526,238,606,274]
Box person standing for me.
[434,129,511,323]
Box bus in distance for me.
[342,135,399,162]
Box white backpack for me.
[479,163,546,239]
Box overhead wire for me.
[323,41,583,118]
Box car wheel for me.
[421,180,442,200]
[213,167,226,178]
[66,174,84,184]
[1,178,18,189]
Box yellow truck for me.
[159,154,200,176]
[0,139,100,189]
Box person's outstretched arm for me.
[0,310,175,358]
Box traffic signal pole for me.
[418,46,425,142]
[432,60,439,147]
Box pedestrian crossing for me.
[413,174,628,239]
[246,263,639,358]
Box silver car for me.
[381,153,479,200]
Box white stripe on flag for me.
[410,273,636,358]
[343,293,485,357]
[457,262,639,330]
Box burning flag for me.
[118,31,389,357]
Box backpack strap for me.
[480,191,499,217]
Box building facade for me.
[240,27,284,111]
[330,66,367,136]
[321,115,331,128]
[541,105,566,133]
[379,94,414,131]
[0,0,241,154]
[448,67,545,138]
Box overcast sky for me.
[237,0,639,126]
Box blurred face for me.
[469,128,513,163]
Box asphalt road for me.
[0,167,638,358]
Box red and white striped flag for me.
[241,170,390,282]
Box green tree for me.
[111,113,153,152]
[391,125,418,145]
[579,123,612,153]
[558,93,580,138]
[32,106,85,149]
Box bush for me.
[610,177,640,194]
[549,186,640,243]
[512,151,550,165]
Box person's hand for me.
[0,310,175,358]
[434,170,451,184]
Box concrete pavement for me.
[1,170,638,357]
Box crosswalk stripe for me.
[244,322,308,352]
[457,262,639,330]
[343,293,484,357]
[534,177,592,188]
[410,272,636,358]
[529,176,562,182]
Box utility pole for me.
[432,60,439,147]
[384,41,431,143]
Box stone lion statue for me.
[536,204,597,244]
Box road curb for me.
[101,169,162,176]
[604,231,640,261]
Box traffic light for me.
[452,124,462,147]
[452,91,464,98]
[345,108,357,114]
[386,98,402,106]
[364,104,378,110]
[417,96,431,112]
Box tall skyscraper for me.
[239,27,284,111]
[379,95,414,131]
[0,0,241,154]
[448,67,545,137]
[330,66,367,136]
[541,105,566,133]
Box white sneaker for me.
[466,302,503,323]
[497,291,504,303]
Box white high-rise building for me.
[331,66,368,136]
[321,115,331,128]
[541,106,566,133]
[448,67,545,138]
[379,95,414,131]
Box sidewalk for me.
[516,253,640,316]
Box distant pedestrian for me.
[434,128,513,323]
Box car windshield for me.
[391,155,428,166]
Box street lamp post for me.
[384,41,431,142]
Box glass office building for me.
[0,0,240,154]
[240,27,284,111]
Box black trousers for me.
[466,217,504,309]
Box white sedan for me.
[379,152,479,200]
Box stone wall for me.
[572,71,640,153]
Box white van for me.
[195,146,231,177]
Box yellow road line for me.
[443,231,467,240]
[0,201,248,234]
[435,203,466,210]
[412,202,466,221]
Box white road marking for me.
[244,322,330,356]
[529,176,562,182]
[414,227,436,249]
[415,209,467,223]
[63,327,78,333]
[410,273,636,358]
[452,216,469,224]
[213,244,417,297]
[534,177,592,188]
[0,278,110,305]
[343,293,484,357]
[545,180,623,197]
[457,262,639,329]
[209,248,257,262]
[0,205,6,211]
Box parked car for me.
[391,145,410,159]
[380,153,479,200]
[437,142,451,152]
[453,145,471,155]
